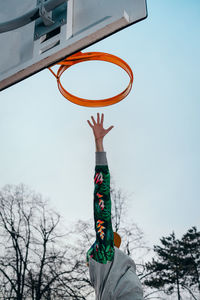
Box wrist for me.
[95,138,104,152]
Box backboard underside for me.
[0,0,147,91]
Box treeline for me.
[0,184,199,299]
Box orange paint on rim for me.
[49,51,134,107]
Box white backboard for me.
[0,0,147,91]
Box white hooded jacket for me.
[89,247,144,300]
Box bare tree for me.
[111,182,150,261]
[0,184,86,300]
[0,184,36,299]
[68,219,96,299]
[111,184,127,233]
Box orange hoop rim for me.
[48,51,134,107]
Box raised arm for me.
[86,113,115,264]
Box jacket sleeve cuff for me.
[95,152,108,166]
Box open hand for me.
[87,113,114,141]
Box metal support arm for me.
[0,0,67,33]
[39,0,54,26]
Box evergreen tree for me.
[144,232,184,299]
[179,226,200,299]
[144,228,200,300]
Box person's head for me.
[114,232,121,248]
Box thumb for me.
[105,125,114,134]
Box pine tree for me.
[179,226,200,299]
[144,228,200,300]
[145,232,185,300]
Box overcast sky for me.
[0,0,200,247]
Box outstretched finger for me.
[106,125,114,134]
[87,120,93,128]
[91,116,96,126]
[97,113,100,124]
[100,113,104,125]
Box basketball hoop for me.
[48,51,134,107]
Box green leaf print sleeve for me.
[87,165,115,264]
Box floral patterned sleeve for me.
[87,165,114,264]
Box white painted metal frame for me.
[0,0,147,91]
